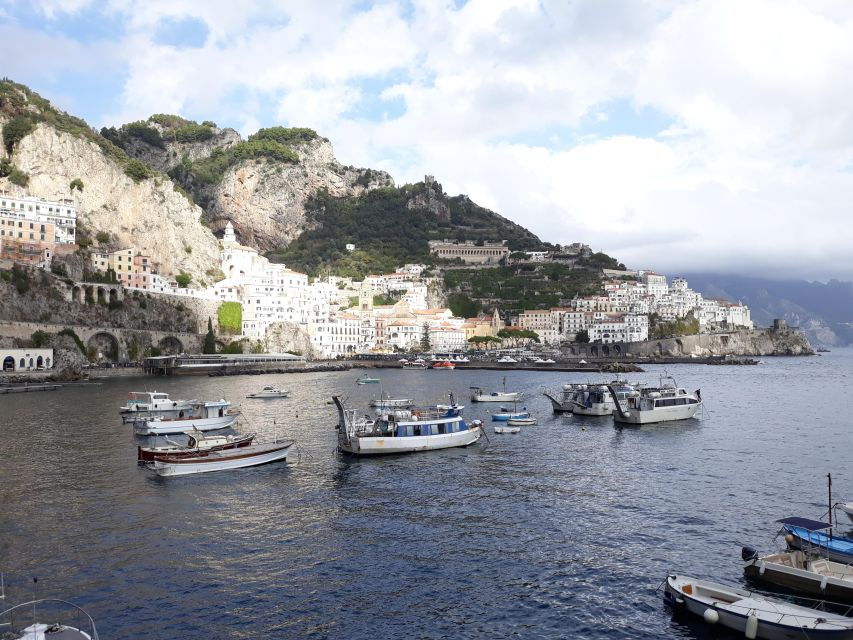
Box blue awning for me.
[776,516,832,531]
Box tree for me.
[3,116,35,154]
[175,272,192,288]
[69,178,84,192]
[203,317,216,354]
[575,329,590,343]
[420,322,430,351]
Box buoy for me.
[703,608,719,624]
[785,534,795,544]
[745,613,758,639]
[820,576,828,591]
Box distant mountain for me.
[680,273,853,346]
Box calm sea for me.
[1,351,851,639]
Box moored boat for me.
[431,360,455,370]
[246,386,289,399]
[491,408,530,422]
[507,417,536,426]
[0,579,99,640]
[544,383,584,413]
[119,391,194,423]
[471,376,520,403]
[133,400,236,435]
[369,394,413,409]
[742,544,853,604]
[663,573,853,639]
[780,517,853,564]
[402,358,427,369]
[493,425,520,434]
[839,503,853,524]
[152,441,293,476]
[137,431,255,462]
[332,396,482,455]
[610,376,701,424]
[356,376,381,385]
[572,380,638,416]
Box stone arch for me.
[72,285,82,303]
[720,335,730,347]
[590,345,599,357]
[87,331,120,361]
[675,339,684,354]
[159,336,184,355]
[2,356,14,371]
[96,287,107,304]
[28,358,33,368]
[36,355,43,368]
[569,346,577,356]
[19,358,25,368]
[109,288,119,303]
[613,344,622,355]
[602,345,610,356]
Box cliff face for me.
[177,137,394,251]
[1,120,220,283]
[123,125,241,173]
[623,328,815,357]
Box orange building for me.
[0,215,56,266]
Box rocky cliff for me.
[621,327,815,358]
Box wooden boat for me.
[493,425,520,434]
[246,386,289,399]
[507,417,536,426]
[137,432,255,462]
[431,360,455,370]
[471,377,520,402]
[742,546,853,604]
[780,517,853,564]
[356,376,381,385]
[152,441,294,476]
[133,400,236,435]
[333,396,482,455]
[664,574,853,639]
[610,376,701,424]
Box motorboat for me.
[402,358,427,369]
[137,431,255,462]
[471,376,520,403]
[356,376,381,385]
[0,578,98,640]
[491,406,530,422]
[493,425,520,434]
[153,441,294,476]
[544,383,584,413]
[507,417,536,426]
[839,503,853,523]
[780,516,853,564]
[435,393,465,416]
[573,381,638,416]
[133,400,236,436]
[431,360,455,370]
[332,396,482,455]
[663,573,853,639]
[119,391,194,423]
[610,376,701,424]
[369,394,413,409]
[496,356,517,363]
[246,386,289,399]
[742,545,853,604]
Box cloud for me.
[6,0,853,280]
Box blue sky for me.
[3,0,853,280]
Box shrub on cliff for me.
[124,158,151,182]
[122,121,166,148]
[217,302,242,334]
[31,330,50,347]
[58,328,86,355]
[175,272,192,288]
[249,126,317,145]
[8,167,29,187]
[3,115,35,153]
[173,122,214,143]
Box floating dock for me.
[0,383,62,394]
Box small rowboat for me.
[493,425,520,434]
[153,441,294,476]
[491,408,530,422]
[664,574,853,639]
[507,417,536,426]
[357,376,381,385]
[138,432,255,462]
[742,546,853,604]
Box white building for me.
[0,194,77,244]
[1,348,53,371]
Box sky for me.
[3,0,853,282]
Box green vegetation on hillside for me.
[250,126,318,145]
[267,183,548,278]
[443,263,602,314]
[217,301,242,334]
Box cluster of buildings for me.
[0,194,77,267]
[515,271,752,345]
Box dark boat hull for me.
[137,435,254,462]
[745,563,853,604]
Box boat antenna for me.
[32,577,37,630]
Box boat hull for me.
[153,442,292,476]
[137,435,254,462]
[784,526,853,564]
[246,392,289,398]
[614,403,699,424]
[472,393,520,402]
[572,403,613,416]
[491,413,529,422]
[340,426,481,455]
[134,414,237,436]
[665,575,853,640]
[121,407,193,424]
[744,558,853,604]
[544,393,573,413]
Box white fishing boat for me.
[572,380,638,416]
[332,396,482,455]
[610,376,701,424]
[493,425,520,434]
[663,574,853,639]
[0,578,99,640]
[356,376,381,385]
[742,545,853,604]
[152,441,293,476]
[246,386,289,399]
[839,502,853,523]
[471,377,520,403]
[507,417,536,426]
[402,358,427,369]
[543,383,584,413]
[369,394,413,409]
[119,391,194,423]
[133,400,236,435]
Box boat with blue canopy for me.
[332,395,482,455]
[779,517,853,564]
[491,406,530,422]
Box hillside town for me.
[0,191,754,361]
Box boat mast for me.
[828,472,833,530]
